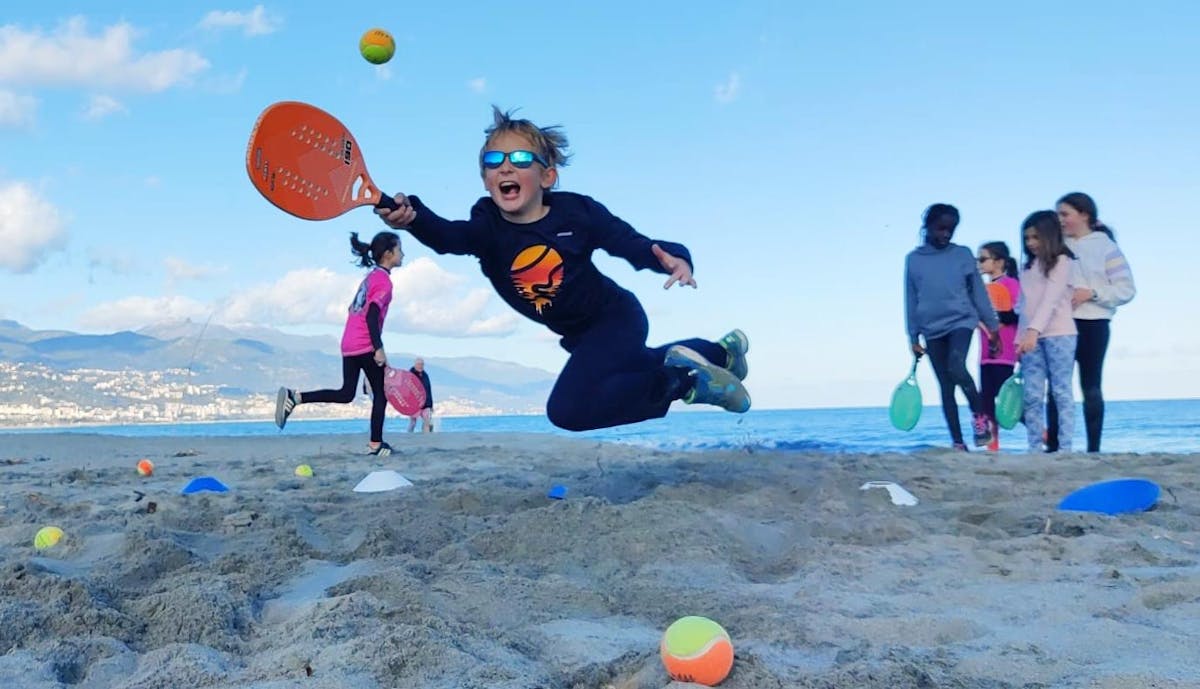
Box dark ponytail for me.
[1057,191,1115,241]
[980,241,1019,279]
[349,231,400,268]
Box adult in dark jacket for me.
[407,357,434,433]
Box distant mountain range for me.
[0,319,557,414]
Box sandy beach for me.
[0,431,1197,688]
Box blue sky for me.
[1,2,1196,409]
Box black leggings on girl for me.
[979,363,1015,424]
[1047,318,1109,452]
[301,353,387,442]
[924,328,984,444]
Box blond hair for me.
[480,106,571,179]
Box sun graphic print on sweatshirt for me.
[509,244,563,315]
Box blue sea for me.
[6,399,1198,454]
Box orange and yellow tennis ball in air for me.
[359,28,395,65]
[660,616,734,686]
[137,459,155,476]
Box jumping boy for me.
[376,107,750,431]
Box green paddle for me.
[889,356,923,431]
[995,365,1024,430]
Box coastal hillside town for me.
[0,361,514,427]
[0,320,555,428]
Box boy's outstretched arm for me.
[582,196,695,285]
[376,192,489,257]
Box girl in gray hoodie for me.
[904,204,1002,450]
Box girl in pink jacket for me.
[1016,211,1077,453]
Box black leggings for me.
[924,328,984,444]
[1047,318,1109,452]
[301,353,387,442]
[979,363,1015,425]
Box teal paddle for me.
[889,356,923,431]
[995,365,1024,430]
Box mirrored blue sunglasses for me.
[481,149,549,169]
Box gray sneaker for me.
[718,329,749,380]
[275,387,297,429]
[665,345,751,413]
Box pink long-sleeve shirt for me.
[980,275,1020,365]
[1018,256,1076,338]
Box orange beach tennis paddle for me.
[246,101,398,220]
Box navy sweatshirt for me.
[405,191,692,337]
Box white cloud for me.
[714,71,741,104]
[0,89,36,127]
[462,311,520,336]
[467,77,487,94]
[78,258,519,336]
[0,181,66,273]
[199,6,281,36]
[0,17,209,91]
[389,256,466,301]
[374,65,392,81]
[220,258,519,336]
[219,267,356,326]
[395,284,518,335]
[82,94,125,120]
[164,256,224,283]
[387,257,518,335]
[78,295,211,331]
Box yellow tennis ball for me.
[294,464,313,478]
[34,526,64,551]
[359,28,395,65]
[660,616,734,686]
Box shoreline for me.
[0,410,544,433]
[1,396,1196,433]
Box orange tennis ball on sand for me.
[359,28,395,65]
[660,616,734,686]
[137,459,154,476]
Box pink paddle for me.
[383,366,426,416]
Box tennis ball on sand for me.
[295,464,314,478]
[34,526,64,550]
[660,616,734,686]
[360,28,395,65]
[137,458,155,476]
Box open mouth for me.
[498,181,520,200]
